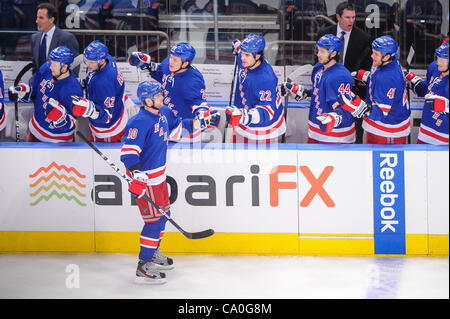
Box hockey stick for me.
[406,46,415,144]
[281,62,288,143]
[222,55,238,143]
[71,54,84,71]
[77,131,215,240]
[280,64,313,142]
[13,62,34,142]
[286,64,313,83]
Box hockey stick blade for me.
[76,131,215,240]
[287,64,313,82]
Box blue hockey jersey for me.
[120,105,192,186]
[85,54,129,139]
[362,58,411,138]
[0,70,5,131]
[308,62,355,143]
[232,55,285,140]
[413,63,449,144]
[151,57,209,142]
[29,63,82,142]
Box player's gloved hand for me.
[232,39,241,55]
[207,110,221,128]
[128,52,158,74]
[46,98,67,125]
[425,94,449,113]
[351,69,370,83]
[316,112,342,133]
[280,82,306,101]
[403,70,422,88]
[8,83,31,102]
[338,91,371,118]
[195,109,221,130]
[129,171,148,198]
[71,96,99,120]
[226,105,252,127]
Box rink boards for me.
[0,143,448,256]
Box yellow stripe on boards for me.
[429,235,449,256]
[0,232,448,256]
[0,231,94,253]
[299,234,374,256]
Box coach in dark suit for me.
[31,2,79,74]
[317,1,372,143]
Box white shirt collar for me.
[42,25,56,40]
[336,24,351,37]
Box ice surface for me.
[0,254,448,299]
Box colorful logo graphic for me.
[29,161,87,207]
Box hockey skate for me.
[151,248,174,270]
[135,260,166,284]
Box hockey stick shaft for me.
[406,46,415,144]
[222,55,238,143]
[76,131,214,239]
[13,62,34,142]
[281,64,313,143]
[281,63,288,143]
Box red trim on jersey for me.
[419,126,449,143]
[30,116,74,141]
[363,117,410,133]
[90,106,126,134]
[308,123,356,137]
[256,104,275,118]
[238,115,284,135]
[147,167,166,180]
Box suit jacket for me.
[317,24,373,98]
[31,27,80,74]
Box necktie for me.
[339,31,346,63]
[39,33,47,66]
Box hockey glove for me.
[403,71,422,89]
[47,98,68,125]
[129,171,148,198]
[71,96,100,120]
[280,82,306,101]
[226,105,252,127]
[8,83,31,102]
[338,91,371,118]
[351,70,370,83]
[129,52,158,74]
[317,112,342,133]
[425,94,449,113]
[232,39,241,55]
[195,109,221,130]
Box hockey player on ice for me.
[280,34,355,144]
[404,41,449,145]
[71,40,132,142]
[8,46,82,143]
[337,35,411,144]
[120,81,219,284]
[226,33,286,143]
[128,42,220,143]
